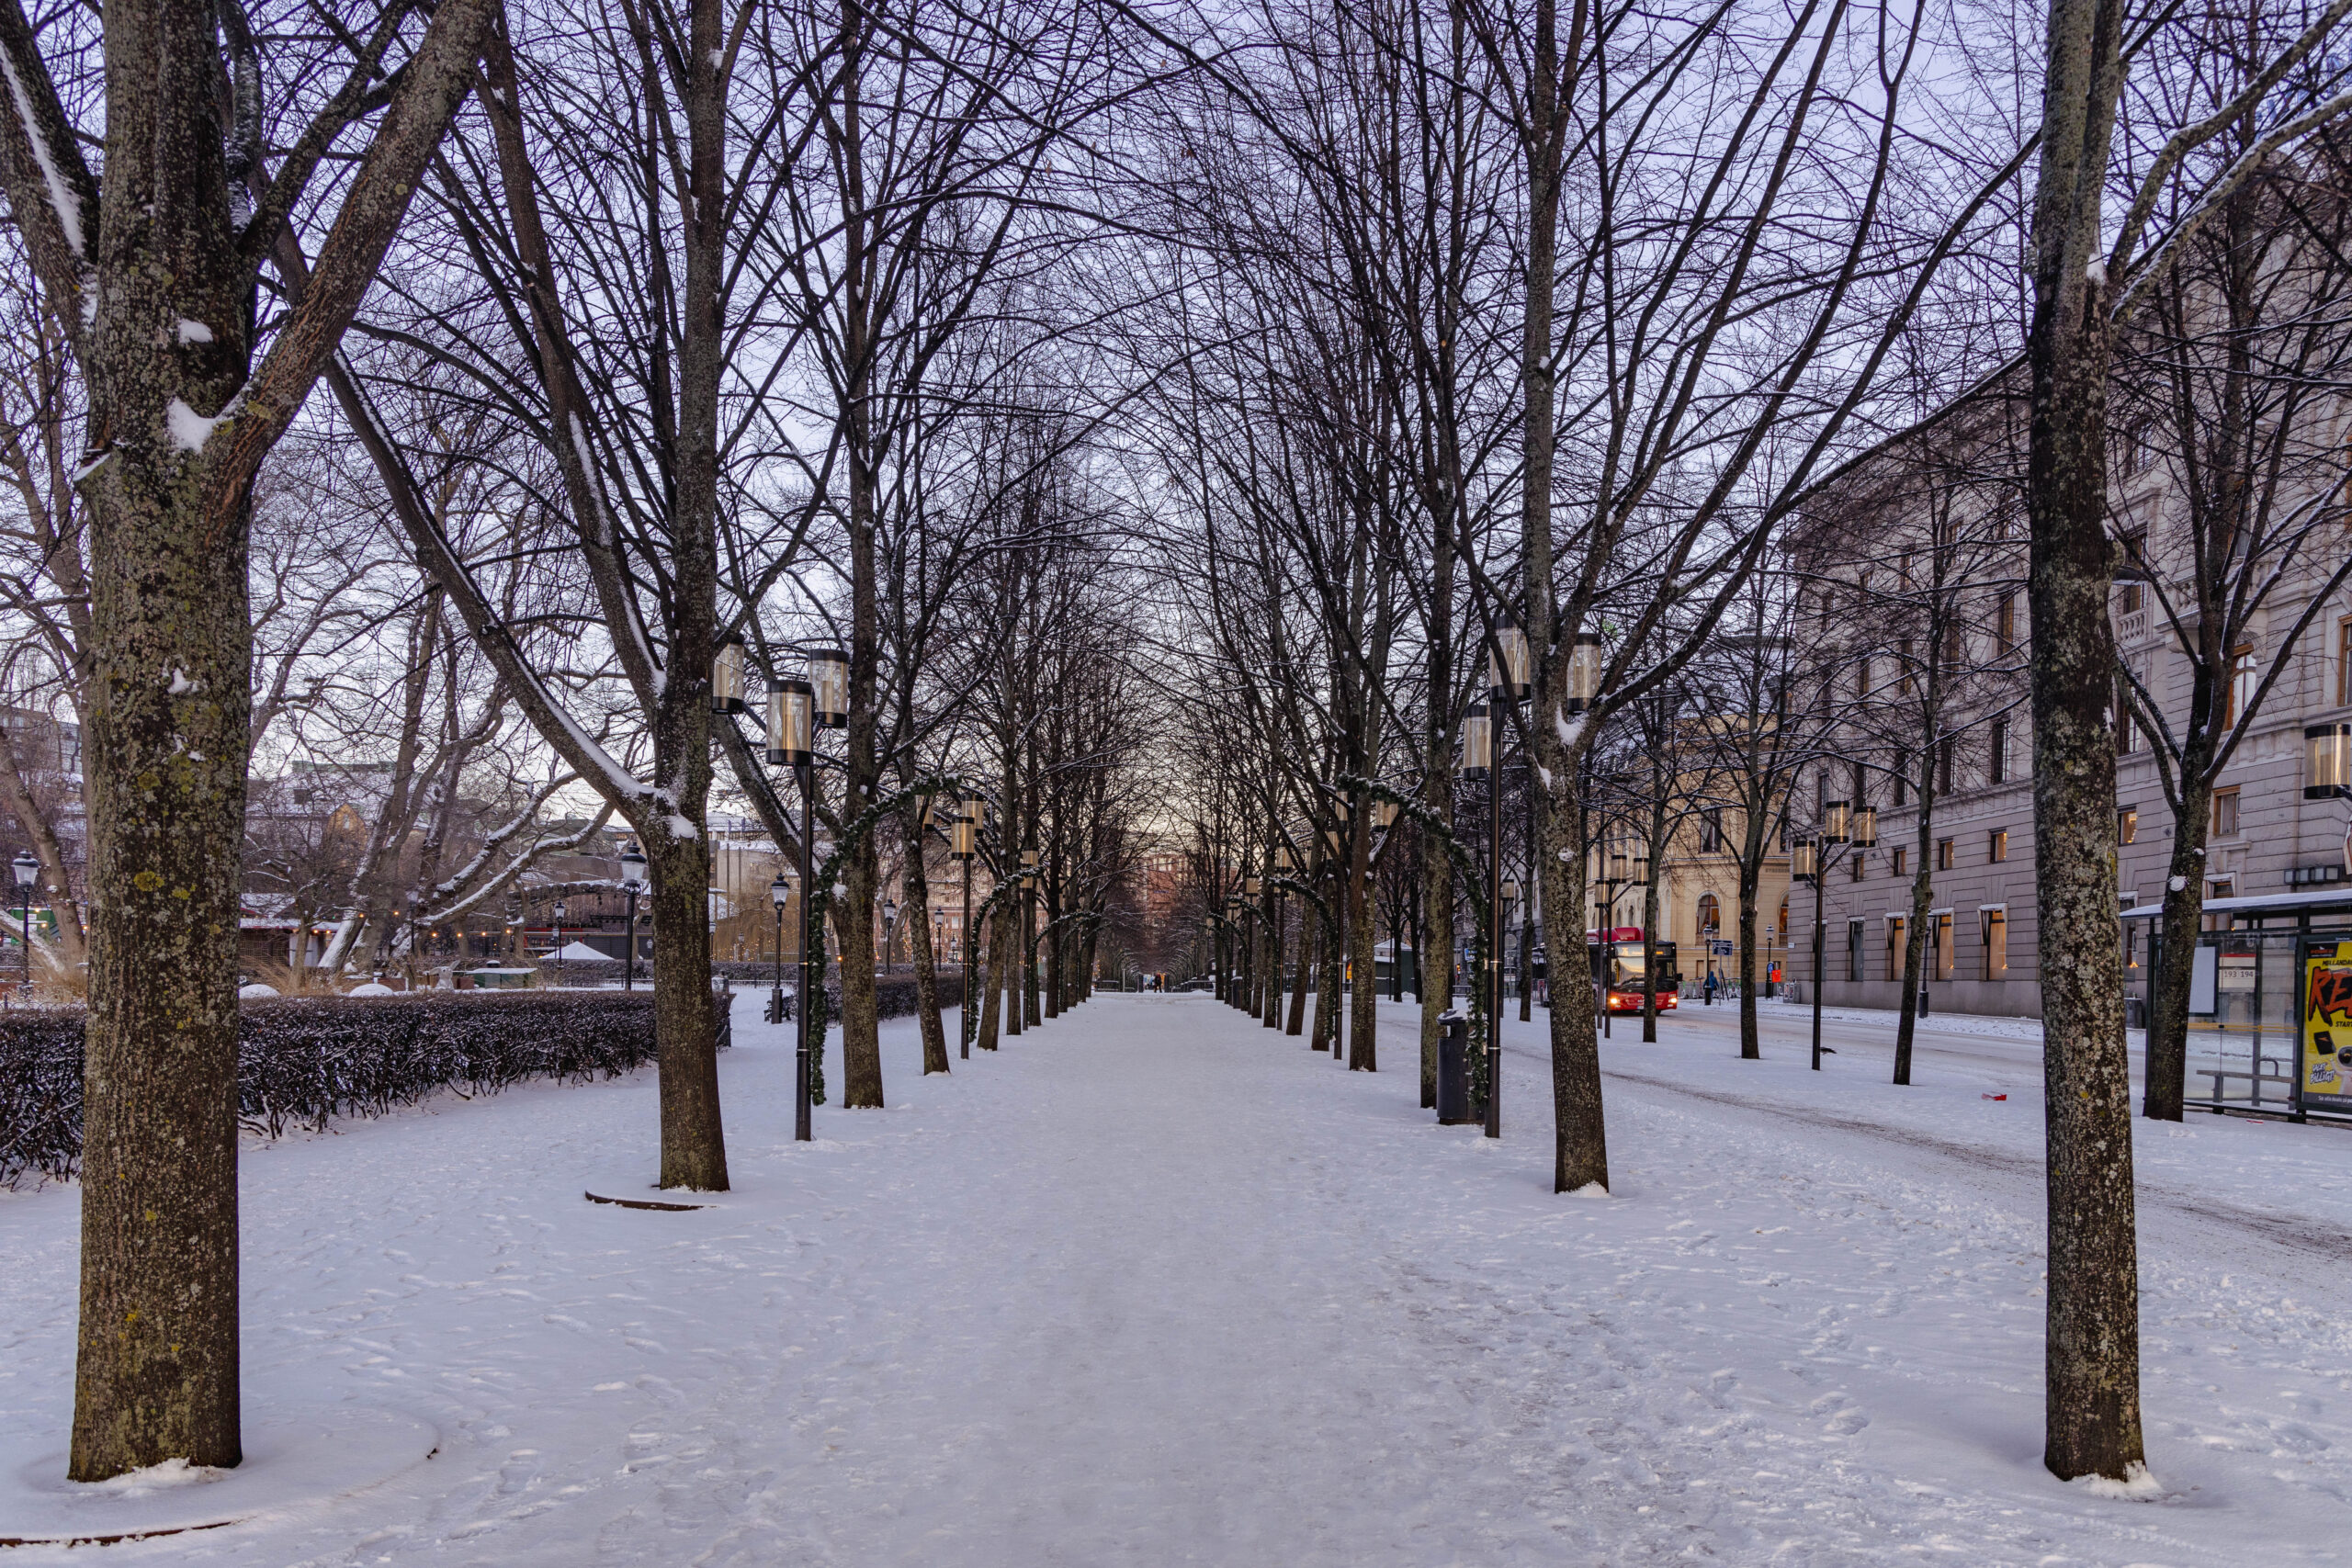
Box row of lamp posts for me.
[760,646,1041,1131]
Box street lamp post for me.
[1800,804,1875,1070]
[1268,841,1292,1032]
[620,843,648,991]
[552,897,568,987]
[766,665,825,1142]
[1460,697,1503,1135]
[882,897,899,976]
[10,851,36,988]
[953,795,978,1057]
[1020,846,1040,1022]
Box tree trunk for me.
[44,0,495,1478]
[2143,784,2211,1120]
[1536,768,1604,1190]
[1262,894,1283,1027]
[71,467,254,1480]
[903,816,947,1075]
[1736,860,1762,1059]
[1893,749,1939,1084]
[978,900,1007,1051]
[2024,0,2143,1478]
[1317,880,1342,1054]
[838,847,882,1105]
[1350,812,1377,1070]
[647,834,727,1189]
[1419,813,1452,1103]
[1287,901,1314,1037]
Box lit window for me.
[1893,846,1908,877]
[1988,829,2007,863]
[1937,838,1956,871]
[2118,806,2137,845]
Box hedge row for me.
[0,990,685,1190]
[538,958,971,1005]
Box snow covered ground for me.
[0,991,2347,1564]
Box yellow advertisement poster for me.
[2302,942,2352,1099]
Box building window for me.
[2224,645,2255,729]
[1982,908,2007,977]
[1937,837,1956,871]
[2211,786,2240,839]
[1777,896,1790,940]
[1937,739,1955,795]
[1996,593,2016,654]
[1898,637,1916,694]
[2118,805,2137,845]
[1849,849,1866,881]
[1893,747,1910,807]
[2119,579,2144,615]
[2339,616,2352,706]
[2115,677,2138,753]
[1934,912,1955,980]
[1697,893,1719,935]
[1847,919,1864,981]
[1885,916,1905,980]
[1700,808,1723,853]
[1989,829,2007,863]
[1893,846,1908,877]
[1989,718,2008,784]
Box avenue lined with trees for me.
[4,0,2352,1522]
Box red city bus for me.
[1588,926,1679,1013]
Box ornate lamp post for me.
[882,897,899,976]
[620,843,648,991]
[552,897,568,986]
[1801,803,1875,1069]
[10,850,35,987]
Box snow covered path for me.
[1,993,2348,1564]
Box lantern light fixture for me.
[1272,843,1294,874]
[619,842,649,894]
[1493,615,1532,703]
[1825,799,1851,844]
[1373,797,1399,829]
[771,873,793,908]
[1502,877,1520,903]
[2309,723,2352,800]
[1792,836,1818,882]
[1461,702,1492,779]
[711,632,747,715]
[1566,631,1604,714]
[9,851,34,891]
[808,648,850,728]
[766,677,813,765]
[951,802,978,861]
[1853,806,1879,848]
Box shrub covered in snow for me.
[0,991,672,1190]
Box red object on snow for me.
[1982,1092,2007,1100]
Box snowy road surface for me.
[2,992,2349,1564]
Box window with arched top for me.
[1698,894,1720,935]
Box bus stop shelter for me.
[2122,887,2352,1121]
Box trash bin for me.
[1436,1010,1472,1124]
